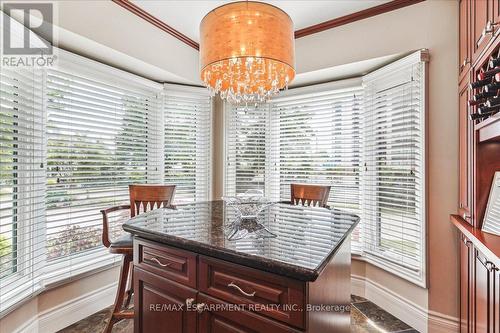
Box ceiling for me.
[130,0,392,43]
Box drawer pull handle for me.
[228,282,256,297]
[195,303,206,314]
[149,257,172,267]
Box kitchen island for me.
[123,200,359,333]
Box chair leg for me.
[104,253,132,333]
[124,262,134,308]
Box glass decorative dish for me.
[222,190,273,221]
[222,190,277,240]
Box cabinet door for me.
[134,267,197,333]
[472,0,494,62]
[460,0,471,77]
[461,236,473,333]
[493,267,499,333]
[459,77,473,222]
[476,251,491,333]
[493,0,500,32]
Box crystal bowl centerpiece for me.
[222,190,272,221]
[222,190,277,241]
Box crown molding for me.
[294,0,425,38]
[112,0,424,50]
[112,0,199,50]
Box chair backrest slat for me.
[290,184,331,208]
[129,184,176,217]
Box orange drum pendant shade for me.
[199,1,295,104]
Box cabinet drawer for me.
[134,238,197,288]
[198,293,301,333]
[199,256,305,329]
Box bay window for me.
[224,51,427,285]
[0,49,213,314]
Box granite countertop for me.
[123,200,359,281]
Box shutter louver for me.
[362,51,426,284]
[164,90,212,203]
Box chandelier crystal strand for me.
[199,1,295,105]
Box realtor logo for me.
[2,2,53,55]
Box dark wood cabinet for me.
[459,76,473,221]
[493,268,500,332]
[198,293,301,333]
[134,267,198,333]
[476,250,491,333]
[472,0,495,62]
[461,235,473,333]
[454,216,500,333]
[474,249,500,333]
[198,256,306,329]
[460,0,471,78]
[134,238,197,288]
[133,237,351,333]
[493,0,500,35]
[456,4,500,331]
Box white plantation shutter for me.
[224,82,364,252]
[362,51,427,284]
[269,85,364,252]
[44,59,161,281]
[164,87,212,203]
[0,67,45,312]
[225,104,269,196]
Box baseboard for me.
[14,275,458,333]
[428,310,460,333]
[15,282,117,333]
[351,275,459,333]
[12,316,38,333]
[38,282,117,333]
[351,274,365,296]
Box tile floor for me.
[58,295,418,333]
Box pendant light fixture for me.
[199,1,295,104]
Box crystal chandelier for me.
[199,1,295,104]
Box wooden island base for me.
[133,237,351,333]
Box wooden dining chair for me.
[101,184,176,333]
[290,183,331,208]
